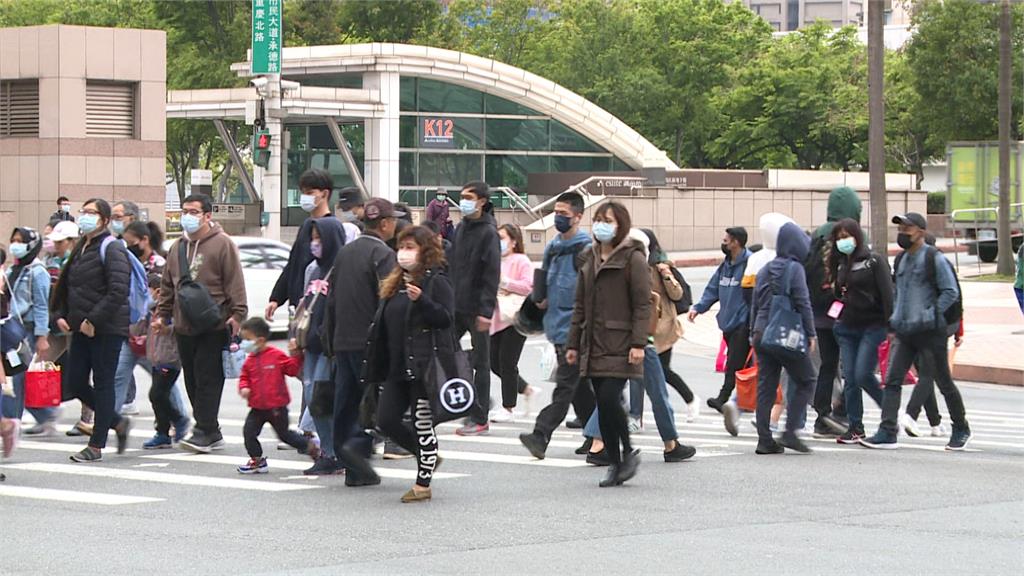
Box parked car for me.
[164,236,292,333]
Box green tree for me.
[884,51,940,188]
[441,0,553,67]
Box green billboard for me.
[948,142,1023,223]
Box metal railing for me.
[527,175,649,232]
[950,203,1024,273]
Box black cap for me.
[337,187,366,211]
[362,198,406,222]
[892,212,927,230]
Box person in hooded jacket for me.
[828,218,893,444]
[1,227,57,444]
[364,225,454,503]
[297,217,347,475]
[750,222,818,455]
[805,185,861,437]
[567,202,651,487]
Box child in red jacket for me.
[236,317,317,474]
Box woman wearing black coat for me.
[363,225,454,503]
[51,198,133,462]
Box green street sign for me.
[251,0,282,74]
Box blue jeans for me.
[629,378,644,420]
[584,346,678,443]
[833,323,886,431]
[301,351,335,458]
[1,337,56,422]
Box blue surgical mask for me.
[459,199,478,216]
[500,240,509,254]
[836,237,857,256]
[239,339,257,354]
[181,214,202,235]
[310,240,323,259]
[111,220,126,236]
[78,214,100,235]
[300,194,317,213]
[593,222,616,243]
[554,214,573,234]
[9,242,29,260]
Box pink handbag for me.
[715,338,728,373]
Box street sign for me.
[251,0,282,74]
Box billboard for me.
[420,117,455,149]
[948,142,1024,223]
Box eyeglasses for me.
[181,209,204,217]
[79,209,100,216]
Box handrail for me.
[531,175,649,214]
[490,186,537,215]
[949,203,1024,273]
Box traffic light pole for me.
[213,118,259,203]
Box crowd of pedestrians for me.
[0,175,993,497]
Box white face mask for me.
[397,249,419,271]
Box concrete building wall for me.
[0,25,166,233]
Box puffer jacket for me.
[54,231,131,337]
[568,238,652,379]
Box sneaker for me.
[142,434,173,450]
[304,456,343,476]
[820,414,846,435]
[66,421,93,437]
[519,432,548,460]
[946,428,972,451]
[180,432,215,454]
[455,422,489,436]
[277,442,295,451]
[586,449,611,467]
[664,442,696,463]
[565,417,583,429]
[930,424,947,438]
[489,408,514,424]
[115,417,133,455]
[778,432,812,454]
[573,437,592,456]
[1,418,19,458]
[237,457,268,474]
[722,402,739,437]
[339,446,381,487]
[859,431,898,450]
[522,385,543,416]
[837,428,866,444]
[23,420,57,437]
[172,417,191,444]
[755,441,784,455]
[900,413,921,438]
[69,446,102,463]
[383,441,414,460]
[121,402,140,416]
[628,417,642,434]
[686,396,700,422]
[706,397,725,414]
[209,436,226,451]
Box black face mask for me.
[721,243,731,256]
[896,233,913,250]
[128,244,144,260]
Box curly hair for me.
[380,225,446,300]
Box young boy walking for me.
[236,318,317,474]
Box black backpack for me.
[176,241,223,334]
[668,265,693,315]
[804,234,834,316]
[893,245,963,336]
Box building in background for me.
[0,25,167,233]
[738,0,911,31]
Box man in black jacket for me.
[323,198,401,486]
[450,181,501,436]
[266,169,337,321]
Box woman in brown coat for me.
[567,202,651,487]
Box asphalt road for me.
[1,335,1022,575]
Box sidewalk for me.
[668,238,965,269]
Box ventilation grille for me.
[0,81,40,137]
[86,82,136,138]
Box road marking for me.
[1,462,322,492]
[0,485,163,506]
[16,440,142,454]
[140,453,468,480]
[134,463,170,468]
[437,449,587,468]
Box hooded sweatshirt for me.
[270,215,340,309]
[302,217,347,355]
[808,186,863,327]
[743,212,794,289]
[542,230,592,345]
[751,222,816,341]
[813,186,862,241]
[448,206,501,320]
[693,247,751,334]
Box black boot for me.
[616,448,641,484]
[599,465,621,488]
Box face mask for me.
[459,199,478,216]
[111,220,126,236]
[310,240,323,259]
[721,243,731,256]
[554,214,573,234]
[397,249,419,271]
[836,237,856,255]
[181,214,202,235]
[500,240,509,254]
[300,194,318,213]
[78,214,100,235]
[897,233,913,250]
[339,211,357,223]
[436,195,446,202]
[239,339,258,354]
[43,238,56,255]
[593,222,616,243]
[127,244,144,260]
[61,204,71,214]
[9,243,29,260]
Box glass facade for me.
[284,76,628,215]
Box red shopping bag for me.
[734,351,783,412]
[877,340,917,386]
[715,338,728,373]
[25,363,62,408]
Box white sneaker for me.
[121,402,140,416]
[522,385,543,416]
[687,396,700,422]
[489,409,514,424]
[900,413,921,437]
[930,424,947,437]
[628,417,642,433]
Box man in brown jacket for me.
[155,194,247,453]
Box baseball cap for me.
[362,198,406,223]
[47,221,80,242]
[891,212,927,230]
[337,187,366,211]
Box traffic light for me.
[252,128,272,168]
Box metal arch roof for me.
[231,42,679,171]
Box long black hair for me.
[829,218,871,283]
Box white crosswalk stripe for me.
[1,462,322,492]
[0,484,163,506]
[141,452,467,480]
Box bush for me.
[927,191,946,214]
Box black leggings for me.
[377,378,439,488]
[490,327,529,409]
[149,366,183,436]
[658,349,694,404]
[243,407,307,459]
[592,377,632,465]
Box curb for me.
[954,364,1024,387]
[673,243,969,269]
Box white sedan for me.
[164,236,292,333]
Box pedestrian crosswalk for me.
[1,402,1021,507]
